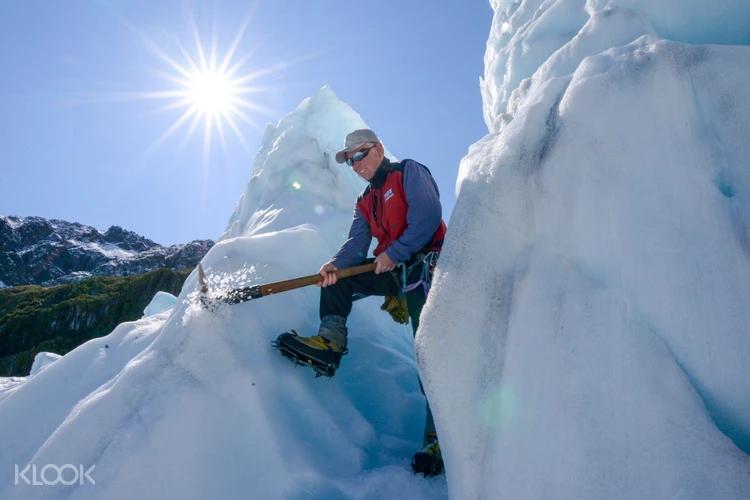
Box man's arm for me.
[330,205,372,269]
[385,160,442,264]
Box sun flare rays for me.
[142,12,269,160]
[110,4,291,167]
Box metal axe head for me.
[198,263,209,294]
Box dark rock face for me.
[0,216,214,287]
[102,225,159,252]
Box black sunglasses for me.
[346,145,377,166]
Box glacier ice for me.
[419,2,750,499]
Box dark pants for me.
[319,254,437,441]
[320,256,428,336]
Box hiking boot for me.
[273,330,347,378]
[411,435,444,477]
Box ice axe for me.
[197,262,377,306]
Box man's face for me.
[347,143,382,182]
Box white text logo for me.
[15,464,96,486]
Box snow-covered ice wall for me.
[481,0,750,133]
[417,1,750,499]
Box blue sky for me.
[0,0,493,245]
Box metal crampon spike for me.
[272,333,339,378]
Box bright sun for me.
[117,6,287,165]
[146,28,269,160]
[112,5,318,167]
[187,69,235,117]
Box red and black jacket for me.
[356,159,446,263]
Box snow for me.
[481,0,750,132]
[0,377,26,399]
[1,215,22,229]
[29,353,62,376]
[142,291,177,317]
[0,2,748,498]
[418,1,750,499]
[71,240,138,260]
[0,280,7,289]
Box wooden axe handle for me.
[258,262,377,296]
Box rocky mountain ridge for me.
[0,215,213,287]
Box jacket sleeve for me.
[385,160,442,265]
[330,205,372,269]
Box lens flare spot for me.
[314,204,325,215]
[292,182,301,190]
[481,386,521,430]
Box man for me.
[275,129,447,476]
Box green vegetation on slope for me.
[0,267,193,376]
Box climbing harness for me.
[399,251,439,297]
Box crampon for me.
[411,441,444,477]
[271,330,346,378]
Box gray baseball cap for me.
[334,129,380,164]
